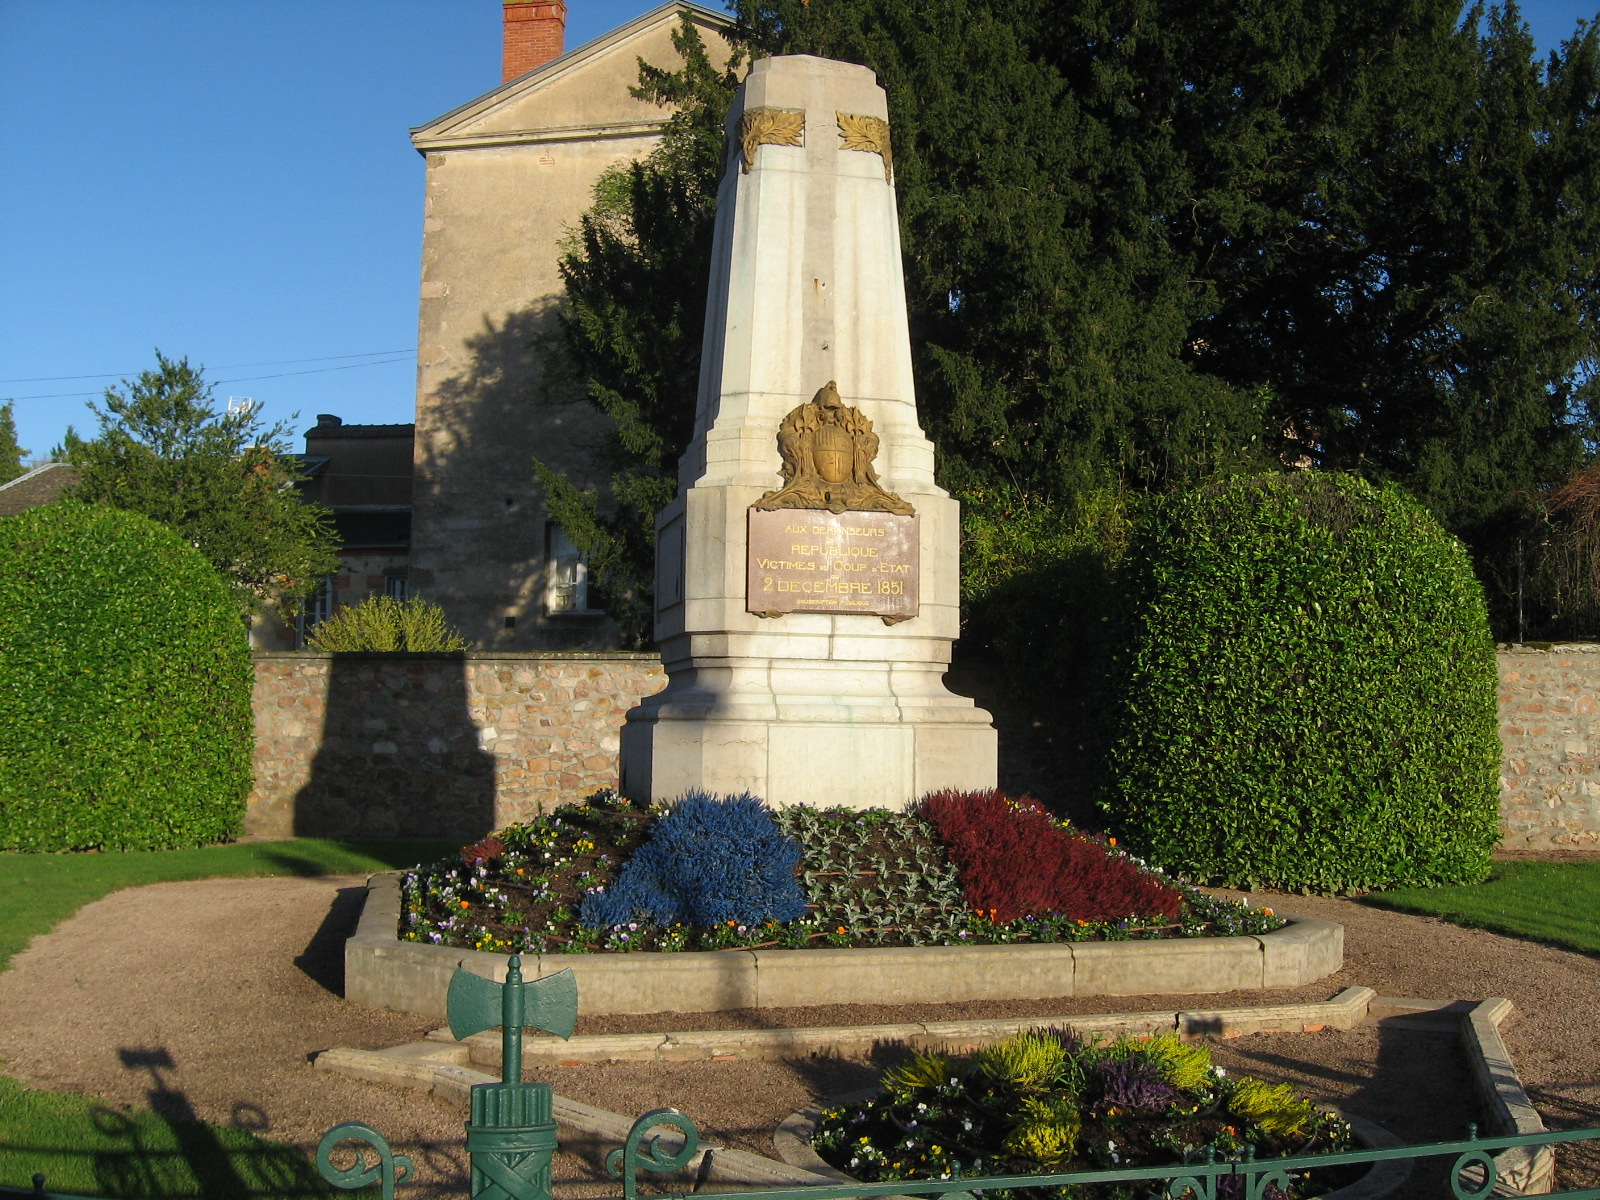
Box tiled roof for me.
[305,423,415,440]
[0,464,83,517]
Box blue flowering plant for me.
[398,789,659,954]
[580,791,806,928]
[810,1031,1357,1200]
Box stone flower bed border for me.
[346,872,1344,1018]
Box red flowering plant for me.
[917,789,1182,925]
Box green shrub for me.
[0,501,252,851]
[1101,472,1501,892]
[1139,1034,1213,1093]
[304,593,471,652]
[960,485,1134,818]
[1227,1077,1317,1138]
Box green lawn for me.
[0,838,457,1197]
[1362,860,1600,954]
[0,839,455,973]
[0,1076,335,1199]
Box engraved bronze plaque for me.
[747,509,919,620]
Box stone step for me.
[435,985,1379,1067]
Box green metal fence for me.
[308,1104,1600,1200]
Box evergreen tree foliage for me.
[552,1,1600,639]
[540,20,743,646]
[738,0,1274,504]
[58,352,339,621]
[0,401,28,485]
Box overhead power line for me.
[3,354,417,402]
[0,349,417,385]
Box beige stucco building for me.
[406,0,734,649]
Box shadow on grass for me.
[249,852,344,879]
[0,1050,336,1199]
[251,842,458,879]
[106,1047,323,1199]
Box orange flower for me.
[836,926,847,935]
[459,900,470,909]
[1108,837,1117,846]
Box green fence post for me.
[447,957,578,1200]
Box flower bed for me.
[398,790,1286,954]
[810,1030,1361,1200]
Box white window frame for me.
[297,574,335,647]
[545,524,596,615]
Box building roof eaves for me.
[304,423,416,440]
[410,1,732,146]
[412,119,669,152]
[0,463,83,517]
[0,462,64,493]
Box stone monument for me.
[618,54,997,809]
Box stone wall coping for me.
[345,872,1344,1019]
[1498,642,1600,653]
[451,985,1377,1066]
[251,650,663,662]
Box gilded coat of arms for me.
[753,381,915,516]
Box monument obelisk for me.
[619,54,997,808]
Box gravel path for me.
[0,872,1596,1198]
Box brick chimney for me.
[503,1,567,82]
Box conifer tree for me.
[552,1,1600,638]
[0,402,27,485]
[539,20,742,645]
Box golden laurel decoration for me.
[737,107,805,173]
[836,111,893,182]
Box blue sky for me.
[1,1,1596,464]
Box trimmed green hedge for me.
[1101,473,1501,892]
[0,501,253,850]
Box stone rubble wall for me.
[248,652,663,840]
[250,646,1600,848]
[1498,644,1600,849]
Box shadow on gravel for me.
[1209,1026,1476,1200]
[1528,1087,1600,1193]
[774,1043,906,1104]
[292,884,368,996]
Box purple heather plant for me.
[1091,1058,1178,1113]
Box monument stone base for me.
[619,695,997,810]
